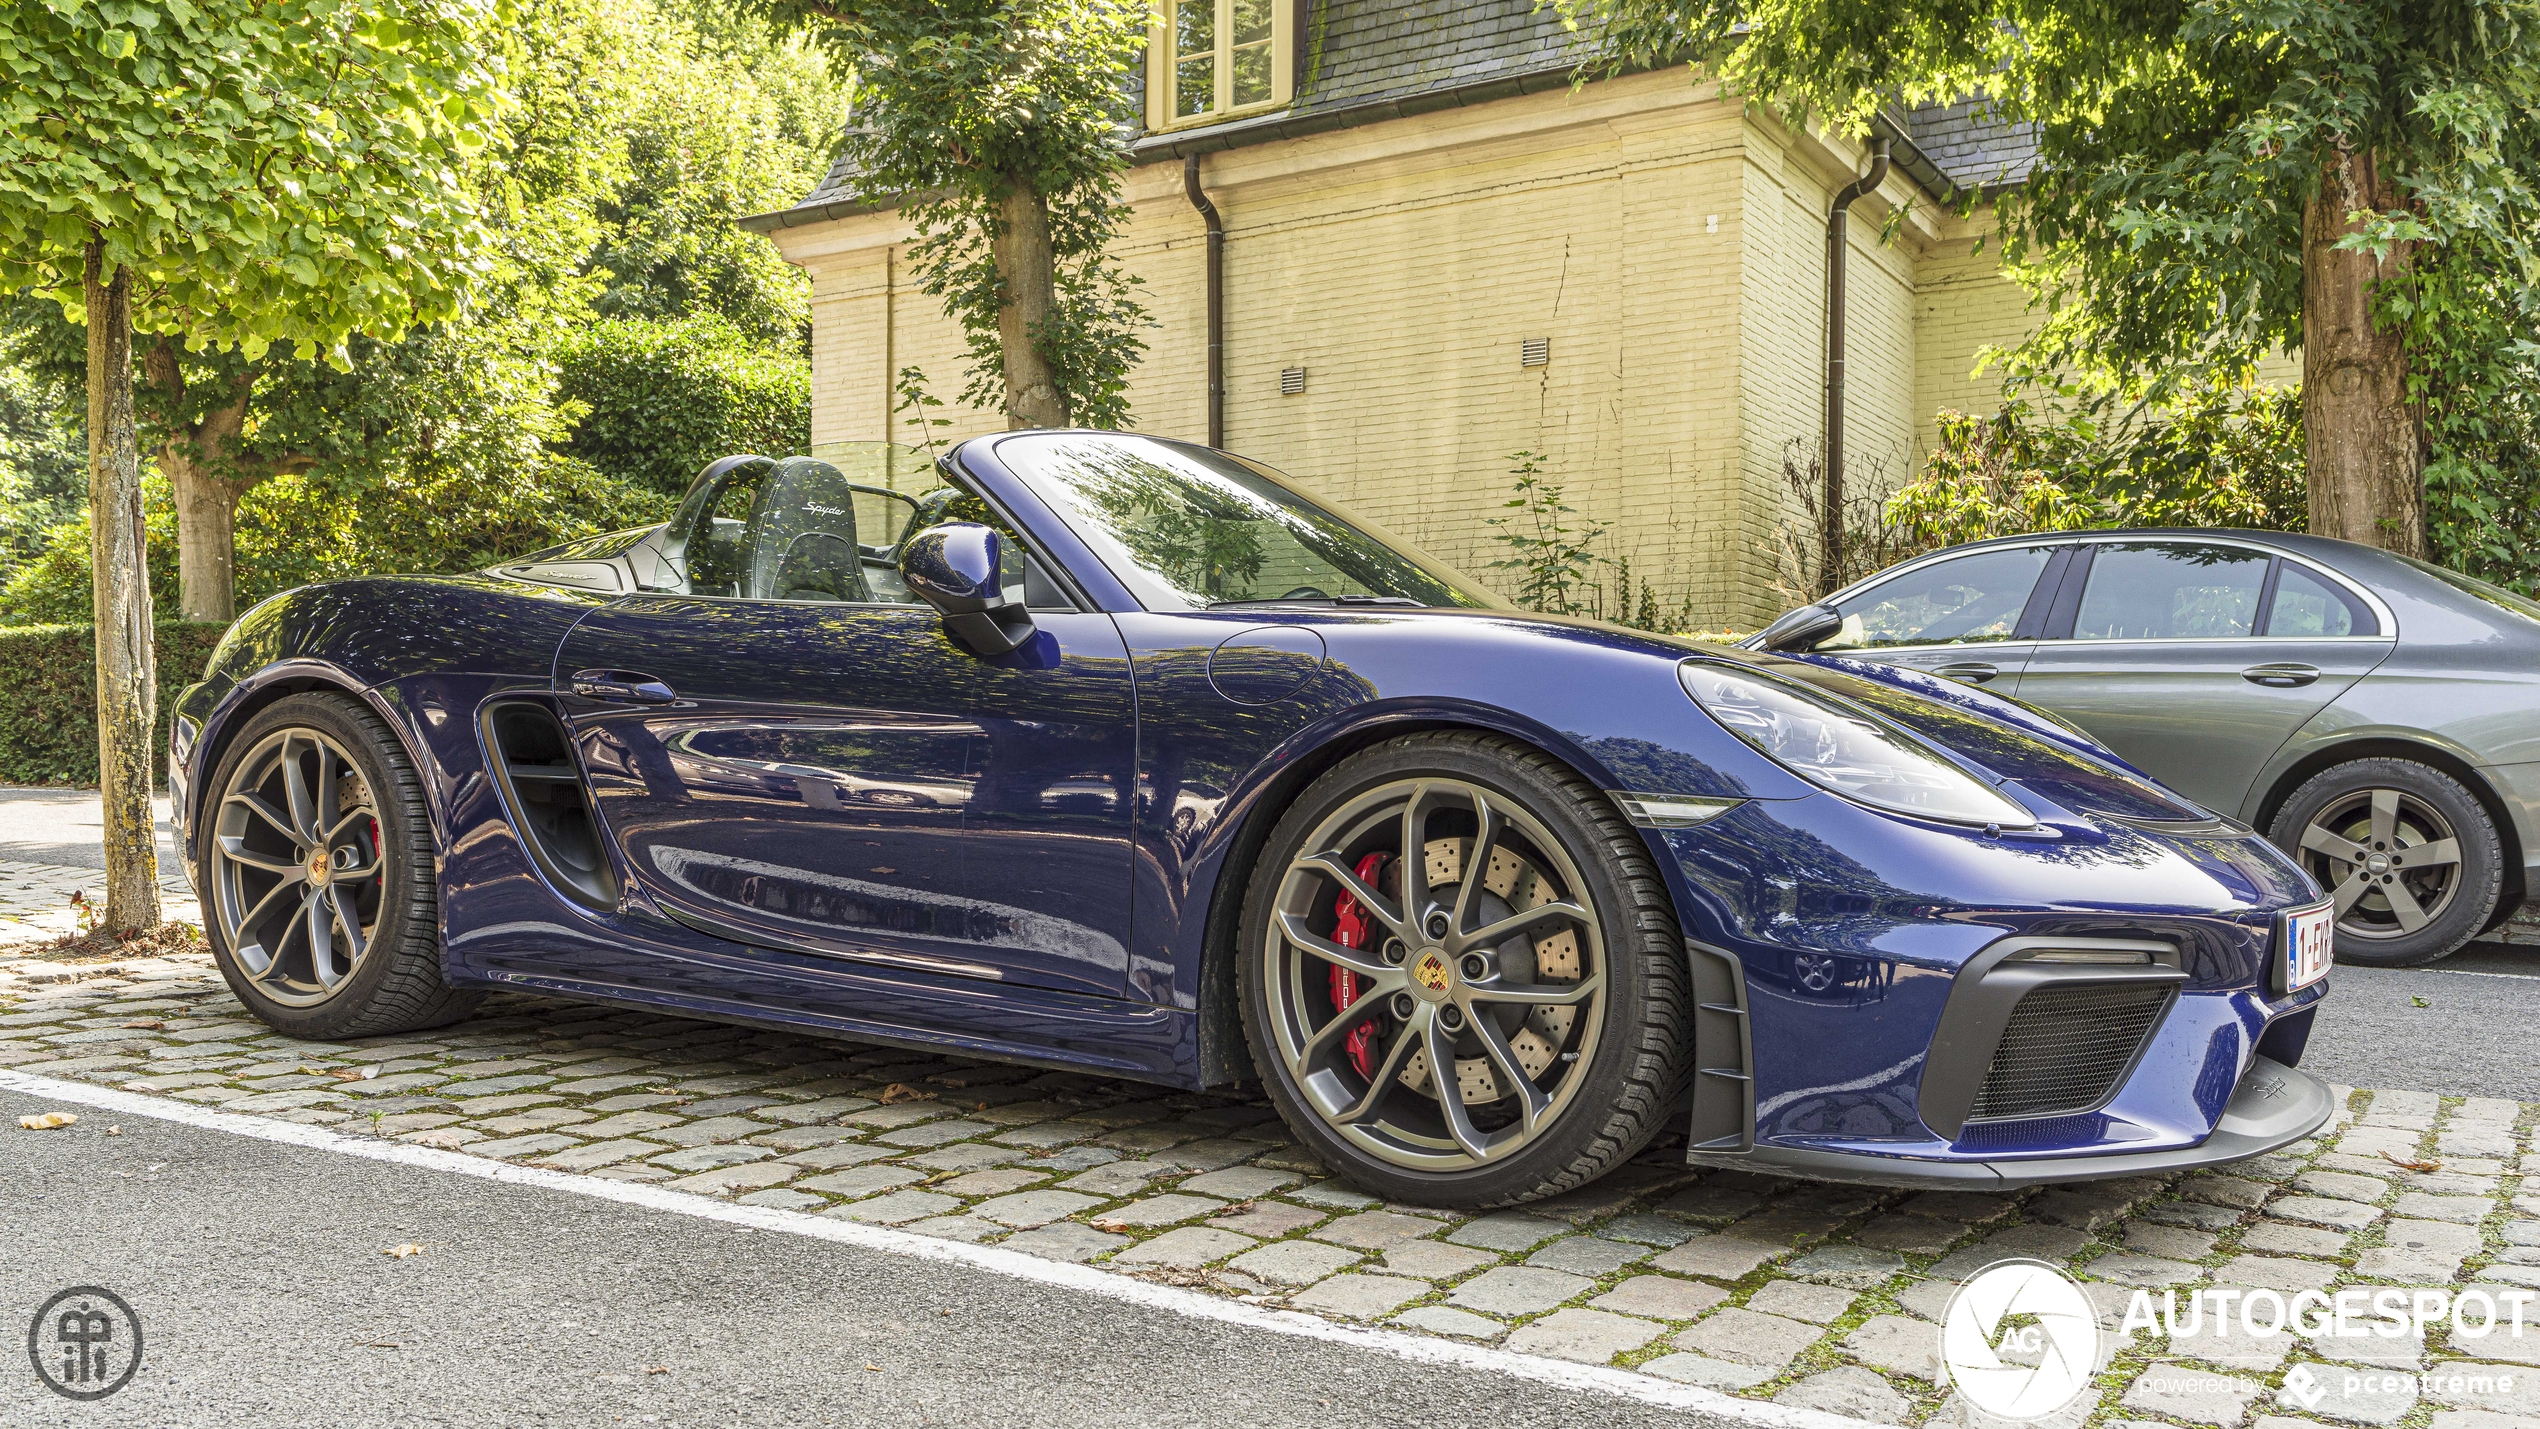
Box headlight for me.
[1680,662,2038,829]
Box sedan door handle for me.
[1933,661,2000,684]
[569,668,676,704]
[2242,663,2320,688]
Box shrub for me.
[554,314,811,498]
[1885,382,2306,551]
[0,622,230,785]
[0,460,675,627]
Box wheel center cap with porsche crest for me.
[1410,948,1452,1000]
[305,850,333,887]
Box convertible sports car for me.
[169,432,2337,1206]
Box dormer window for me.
[1149,0,1293,128]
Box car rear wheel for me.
[1237,732,1693,1208]
[201,693,483,1038]
[2270,757,2503,967]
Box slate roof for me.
[1901,96,2041,194]
[751,3,2037,228]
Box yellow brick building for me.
[741,3,2049,631]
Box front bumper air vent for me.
[1967,981,2174,1123]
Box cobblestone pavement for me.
[0,856,199,946]
[10,950,2540,1427]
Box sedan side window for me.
[2264,563,2375,637]
[2071,542,2269,639]
[1814,547,2055,650]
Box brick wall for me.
[774,70,2033,630]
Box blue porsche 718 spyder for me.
[169,432,2337,1207]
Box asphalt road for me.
[0,1089,1740,1429]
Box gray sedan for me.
[1751,530,2540,965]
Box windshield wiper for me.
[1207,594,1428,609]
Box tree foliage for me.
[1566,0,2540,570]
[0,0,839,621]
[0,0,507,352]
[1885,383,2307,550]
[748,0,1150,427]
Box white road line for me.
[0,1068,1885,1428]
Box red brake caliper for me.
[1328,851,1390,1079]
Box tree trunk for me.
[993,179,1069,429]
[144,337,256,622]
[85,239,163,933]
[169,462,241,622]
[2302,147,2425,556]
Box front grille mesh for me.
[1968,982,2172,1123]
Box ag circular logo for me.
[1939,1260,2098,1420]
[27,1285,143,1401]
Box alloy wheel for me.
[210,728,385,1006]
[2296,787,2463,940]
[1263,778,1605,1172]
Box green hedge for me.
[0,622,231,786]
[554,313,812,500]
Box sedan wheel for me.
[1240,732,1692,1207]
[201,693,483,1038]
[2272,757,2503,967]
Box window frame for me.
[1146,0,1296,131]
[2035,540,2387,642]
[1810,544,2069,652]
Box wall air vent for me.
[1280,366,1306,395]
[480,701,618,912]
[1521,337,1551,368]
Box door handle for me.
[568,669,676,703]
[2242,663,2320,688]
[1933,662,2000,684]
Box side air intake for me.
[1967,982,2174,1123]
[481,701,617,912]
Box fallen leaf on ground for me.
[2382,1150,2442,1172]
[878,1083,934,1105]
[384,1243,425,1259]
[329,1066,381,1081]
[121,1019,168,1030]
[1089,1218,1132,1234]
[104,1125,122,1136]
[644,1366,671,1375]
[863,1364,883,1373]
[19,1112,76,1130]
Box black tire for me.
[199,692,483,1038]
[1237,731,1693,1208]
[2269,756,2503,968]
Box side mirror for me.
[899,522,1035,656]
[1757,602,1842,651]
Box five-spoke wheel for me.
[1241,733,1690,1207]
[2272,756,2503,967]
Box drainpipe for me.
[1184,154,1225,448]
[1821,135,1890,594]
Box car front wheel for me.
[1238,732,1693,1208]
[2270,756,2504,967]
[200,692,483,1038]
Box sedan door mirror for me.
[1757,602,1842,652]
[899,522,1036,656]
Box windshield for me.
[993,433,1503,612]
